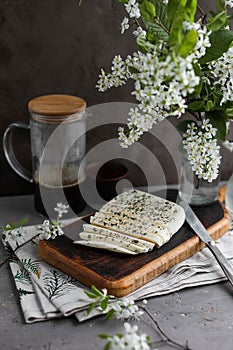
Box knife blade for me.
[178,199,233,288]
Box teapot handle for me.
[3,122,33,183]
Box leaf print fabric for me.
[2,221,233,323]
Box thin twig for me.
[197,4,206,17]
[140,305,192,350]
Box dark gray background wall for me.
[0,0,232,196]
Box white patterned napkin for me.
[2,221,233,323]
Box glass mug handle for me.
[3,122,33,183]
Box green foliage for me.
[199,29,233,64]
[178,29,198,57]
[139,0,156,22]
[1,218,28,231]
[85,285,112,315]
[167,0,197,48]
[206,111,227,140]
[207,11,228,31]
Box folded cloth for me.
[2,221,233,323]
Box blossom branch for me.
[140,304,192,350]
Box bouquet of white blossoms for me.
[96,0,233,182]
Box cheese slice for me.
[77,232,149,253]
[90,215,167,246]
[74,240,137,255]
[82,224,155,250]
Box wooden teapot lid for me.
[28,94,86,123]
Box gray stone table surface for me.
[0,195,233,350]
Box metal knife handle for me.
[206,242,233,287]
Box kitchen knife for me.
[178,199,233,287]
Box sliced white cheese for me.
[82,224,154,250]
[77,232,149,253]
[74,240,137,255]
[74,189,185,254]
[90,216,168,247]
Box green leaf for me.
[188,100,205,111]
[136,34,156,52]
[205,111,227,140]
[17,218,28,226]
[184,0,197,22]
[226,108,233,117]
[106,308,115,320]
[100,296,110,311]
[206,100,215,112]
[147,22,169,42]
[91,285,104,297]
[141,0,169,42]
[87,300,99,314]
[199,29,233,64]
[103,342,111,350]
[167,0,197,32]
[177,119,196,132]
[85,291,98,299]
[178,29,198,57]
[216,0,226,12]
[207,11,228,32]
[139,0,156,22]
[99,334,110,339]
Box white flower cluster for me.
[208,46,233,105]
[182,120,221,182]
[118,51,200,147]
[121,0,140,35]
[3,225,25,243]
[37,220,64,240]
[225,0,233,8]
[96,55,130,92]
[110,298,144,321]
[37,202,69,240]
[104,322,151,350]
[184,21,211,62]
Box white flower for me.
[121,17,130,34]
[54,203,69,217]
[115,50,199,147]
[37,202,68,240]
[133,27,146,38]
[124,0,140,19]
[225,0,233,8]
[110,298,144,321]
[183,120,221,182]
[104,322,151,350]
[208,46,233,105]
[3,227,25,243]
[223,140,233,152]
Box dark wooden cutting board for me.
[39,193,230,297]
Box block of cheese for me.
[74,189,185,254]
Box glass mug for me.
[3,94,87,217]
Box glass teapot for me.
[3,94,87,216]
